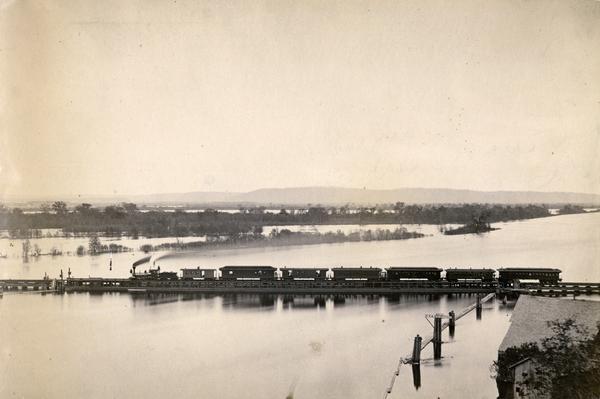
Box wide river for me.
[1,212,599,398]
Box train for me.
[168,265,562,285]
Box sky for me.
[1,0,599,199]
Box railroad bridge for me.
[2,277,600,296]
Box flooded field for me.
[1,212,599,398]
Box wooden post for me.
[412,335,422,364]
[448,310,456,337]
[433,315,442,359]
[476,294,482,310]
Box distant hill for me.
[113,187,600,206]
[8,187,600,207]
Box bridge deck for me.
[2,278,600,296]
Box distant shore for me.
[0,202,556,239]
[140,227,426,253]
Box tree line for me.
[0,201,552,238]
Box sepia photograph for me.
[1,0,599,398]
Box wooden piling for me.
[433,315,442,359]
[412,335,422,364]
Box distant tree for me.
[121,202,138,213]
[393,202,405,214]
[52,201,68,215]
[88,234,102,254]
[74,203,93,214]
[250,206,266,215]
[21,239,31,258]
[104,205,125,219]
[32,244,41,256]
[40,203,51,213]
[76,245,85,256]
[307,207,327,222]
[252,225,264,236]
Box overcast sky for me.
[1,0,599,199]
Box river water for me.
[1,212,599,398]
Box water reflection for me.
[1,290,513,399]
[121,293,496,320]
[412,364,422,390]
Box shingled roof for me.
[499,295,600,352]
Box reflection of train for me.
[130,257,562,285]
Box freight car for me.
[181,267,218,280]
[280,267,328,280]
[497,268,561,285]
[331,267,382,280]
[386,267,442,281]
[219,265,277,280]
[445,268,496,282]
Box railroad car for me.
[497,268,561,285]
[445,268,496,282]
[219,265,277,280]
[181,267,218,280]
[280,267,328,280]
[331,267,381,280]
[386,267,442,281]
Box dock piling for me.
[412,335,422,364]
[433,314,442,359]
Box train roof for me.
[445,268,496,273]
[331,266,381,270]
[497,267,561,272]
[181,267,216,271]
[387,267,442,271]
[280,267,327,270]
[219,265,276,270]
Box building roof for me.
[499,296,600,352]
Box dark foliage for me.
[494,319,600,399]
[0,203,551,238]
